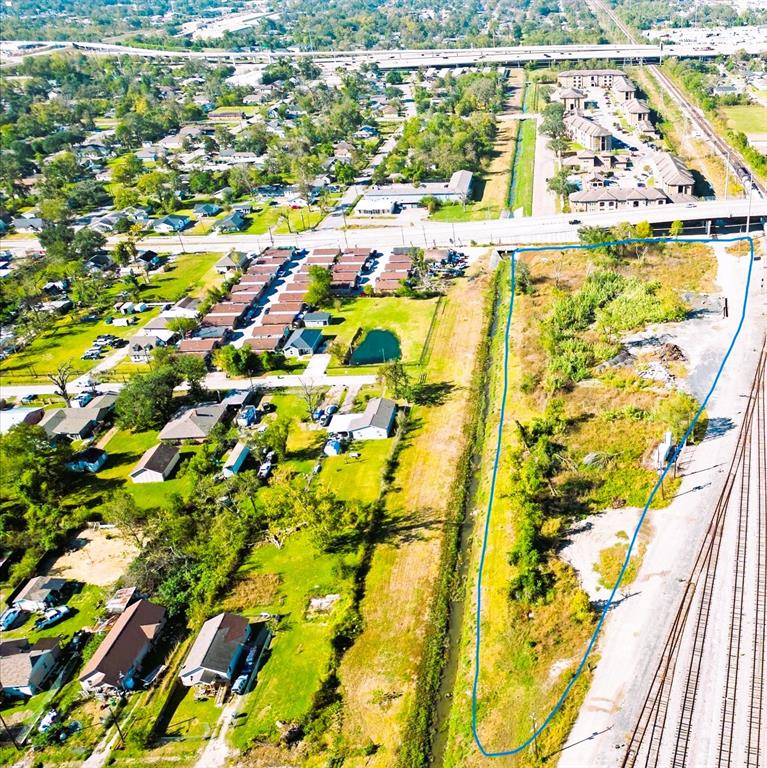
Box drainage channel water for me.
[507,79,530,211]
[429,270,505,767]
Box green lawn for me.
[228,532,357,747]
[320,439,393,504]
[242,205,326,235]
[510,118,537,216]
[98,428,199,509]
[3,584,105,643]
[722,104,767,135]
[325,296,439,367]
[139,252,221,302]
[430,202,497,222]
[0,252,221,384]
[0,310,152,384]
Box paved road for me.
[3,200,764,256]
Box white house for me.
[179,612,250,687]
[0,638,61,697]
[327,397,397,440]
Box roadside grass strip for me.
[472,235,756,757]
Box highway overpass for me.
[3,39,767,69]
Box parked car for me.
[232,674,248,695]
[20,394,36,404]
[312,408,325,422]
[0,606,24,630]
[257,462,273,480]
[326,404,339,415]
[236,405,259,428]
[34,606,72,630]
[38,710,59,733]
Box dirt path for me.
[337,265,491,765]
[193,698,238,768]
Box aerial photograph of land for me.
[0,1,766,767]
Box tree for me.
[248,416,290,462]
[0,424,71,507]
[547,135,571,158]
[71,228,106,262]
[174,354,207,399]
[213,345,258,377]
[670,219,684,237]
[116,367,179,431]
[547,168,576,197]
[167,316,198,338]
[299,378,325,418]
[103,491,147,549]
[47,361,75,406]
[113,239,138,267]
[306,265,332,307]
[421,195,442,214]
[379,360,412,399]
[38,221,75,262]
[111,154,144,185]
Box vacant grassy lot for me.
[320,438,393,504]
[325,295,439,368]
[721,104,767,135]
[338,266,492,766]
[228,532,359,748]
[443,242,717,766]
[243,205,326,235]
[140,252,221,302]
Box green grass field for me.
[98,428,199,509]
[228,532,358,747]
[140,252,221,302]
[243,205,326,235]
[722,104,767,135]
[325,296,439,367]
[320,438,393,504]
[510,118,537,216]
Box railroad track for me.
[585,0,766,199]
[620,344,767,768]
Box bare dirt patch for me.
[44,527,138,586]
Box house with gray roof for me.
[283,328,323,358]
[650,152,695,196]
[564,113,612,152]
[130,444,180,483]
[0,637,61,697]
[358,169,473,212]
[158,404,228,442]
[179,612,251,686]
[327,397,397,440]
[13,577,69,612]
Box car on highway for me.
[34,606,72,630]
[568,219,581,225]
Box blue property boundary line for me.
[472,234,756,757]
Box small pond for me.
[349,329,401,365]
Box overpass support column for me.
[706,219,712,236]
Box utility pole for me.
[745,173,754,233]
[0,712,20,750]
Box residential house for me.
[79,599,166,694]
[39,395,116,441]
[193,202,222,217]
[327,397,397,440]
[66,447,108,473]
[179,612,250,687]
[177,337,221,360]
[158,404,228,442]
[129,334,164,363]
[333,141,354,162]
[13,577,69,612]
[282,328,323,358]
[214,250,250,274]
[0,638,61,698]
[11,217,44,233]
[303,311,331,328]
[130,443,181,483]
[153,215,190,234]
[212,210,247,234]
[555,87,586,112]
[623,98,652,127]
